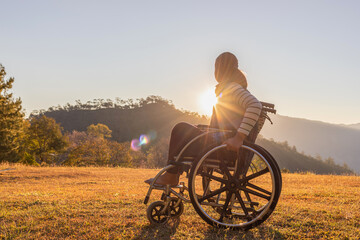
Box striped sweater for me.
[212,82,262,135]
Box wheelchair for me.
[144,102,282,230]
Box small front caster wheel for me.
[169,197,184,217]
[146,201,170,224]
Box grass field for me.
[1,163,359,239]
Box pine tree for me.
[0,64,24,162]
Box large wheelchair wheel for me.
[188,142,281,230]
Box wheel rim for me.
[149,202,169,224]
[191,144,276,228]
[169,198,184,217]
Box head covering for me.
[211,52,249,130]
[215,52,247,89]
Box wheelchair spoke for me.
[200,172,227,184]
[235,191,249,217]
[223,192,232,210]
[154,209,159,215]
[219,191,233,221]
[247,182,272,196]
[240,186,271,200]
[244,191,255,209]
[249,163,258,174]
[244,167,269,182]
[198,186,227,203]
[220,164,232,179]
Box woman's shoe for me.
[144,178,155,184]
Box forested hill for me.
[38,96,353,174]
[40,96,208,142]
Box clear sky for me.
[1,0,359,124]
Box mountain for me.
[346,123,360,130]
[256,137,352,174]
[41,97,208,143]
[261,114,360,173]
[37,97,353,175]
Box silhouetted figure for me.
[145,52,262,186]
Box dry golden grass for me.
[1,163,359,239]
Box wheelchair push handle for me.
[260,101,276,114]
[260,101,274,109]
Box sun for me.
[198,88,217,116]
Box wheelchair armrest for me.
[196,124,210,130]
[168,161,192,167]
[196,124,234,133]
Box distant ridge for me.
[256,137,353,174]
[261,114,360,173]
[346,123,360,130]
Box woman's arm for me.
[224,82,262,151]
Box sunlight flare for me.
[198,88,217,116]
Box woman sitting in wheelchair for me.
[145,52,262,187]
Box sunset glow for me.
[198,88,217,116]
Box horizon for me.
[28,95,360,127]
[1,1,360,124]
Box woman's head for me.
[215,52,247,88]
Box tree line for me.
[31,96,205,119]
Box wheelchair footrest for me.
[151,183,184,189]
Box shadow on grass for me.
[202,224,286,240]
[135,217,285,240]
[134,217,181,240]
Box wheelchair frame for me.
[144,102,281,230]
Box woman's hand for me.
[223,132,246,152]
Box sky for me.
[1,0,360,124]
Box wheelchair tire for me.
[146,201,170,225]
[255,144,282,192]
[169,197,184,217]
[188,142,282,230]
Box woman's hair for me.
[215,52,247,88]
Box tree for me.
[65,126,131,167]
[325,157,335,166]
[26,115,68,164]
[0,64,24,162]
[107,141,132,167]
[66,135,111,166]
[146,138,169,168]
[342,162,350,170]
[87,123,112,139]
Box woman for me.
[145,52,262,186]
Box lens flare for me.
[130,139,141,151]
[139,134,149,145]
[130,131,158,151]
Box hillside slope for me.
[261,114,360,173]
[347,123,360,130]
[43,100,208,142]
[256,137,352,174]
